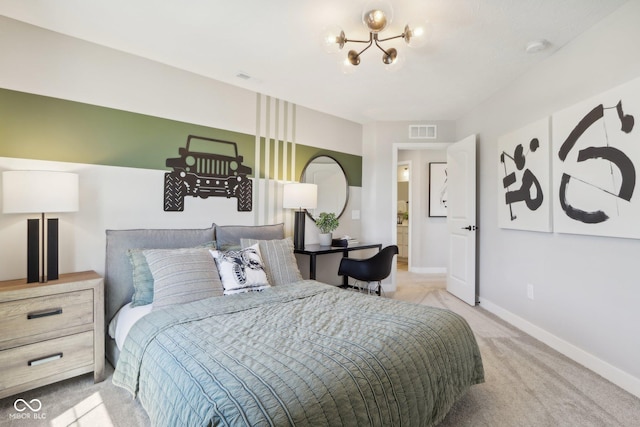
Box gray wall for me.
[456,1,640,395]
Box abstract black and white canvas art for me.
[429,162,448,217]
[498,117,552,232]
[552,77,640,239]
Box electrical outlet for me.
[527,283,534,300]
[352,210,360,220]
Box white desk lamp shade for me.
[282,183,317,210]
[2,171,79,214]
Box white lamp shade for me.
[283,183,317,210]
[2,170,79,214]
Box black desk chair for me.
[338,245,398,295]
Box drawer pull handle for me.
[28,353,63,367]
[27,308,63,319]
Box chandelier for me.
[322,1,429,70]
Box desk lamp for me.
[283,183,317,250]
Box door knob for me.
[461,225,477,231]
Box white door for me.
[446,135,477,306]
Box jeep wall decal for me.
[164,135,253,212]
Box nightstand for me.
[0,271,105,399]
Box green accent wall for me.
[0,88,362,186]
[0,88,256,171]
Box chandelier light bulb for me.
[341,57,358,74]
[382,47,397,65]
[363,9,388,33]
[348,50,361,66]
[321,26,346,54]
[384,51,406,72]
[361,0,394,32]
[404,21,432,48]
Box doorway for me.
[391,143,450,276]
[396,161,410,272]
[390,138,477,306]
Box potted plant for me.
[315,212,339,246]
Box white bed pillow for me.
[108,302,153,350]
[143,247,223,309]
[210,244,271,295]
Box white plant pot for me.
[319,233,332,246]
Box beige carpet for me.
[392,268,640,427]
[2,271,639,426]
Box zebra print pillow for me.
[210,243,271,295]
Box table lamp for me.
[283,183,317,250]
[2,170,79,283]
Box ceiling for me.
[0,0,628,124]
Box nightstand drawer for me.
[0,290,94,350]
[0,330,94,391]
[0,271,104,399]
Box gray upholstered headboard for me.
[104,222,284,366]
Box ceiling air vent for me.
[409,125,436,139]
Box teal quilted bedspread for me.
[113,281,484,426]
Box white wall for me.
[0,156,236,280]
[456,1,640,396]
[0,17,255,135]
[0,17,362,282]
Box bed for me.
[106,223,484,426]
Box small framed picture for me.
[429,162,447,217]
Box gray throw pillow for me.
[241,237,302,286]
[143,247,223,310]
[215,223,284,250]
[128,241,216,307]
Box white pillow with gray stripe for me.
[240,238,302,286]
[143,247,223,310]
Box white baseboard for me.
[480,297,640,399]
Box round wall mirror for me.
[300,155,349,221]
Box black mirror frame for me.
[300,154,350,222]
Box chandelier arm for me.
[345,30,373,45]
[374,37,394,56]
[356,39,374,56]
[344,37,373,44]
[376,33,406,43]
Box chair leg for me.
[344,280,383,295]
[361,281,371,294]
[352,280,364,292]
